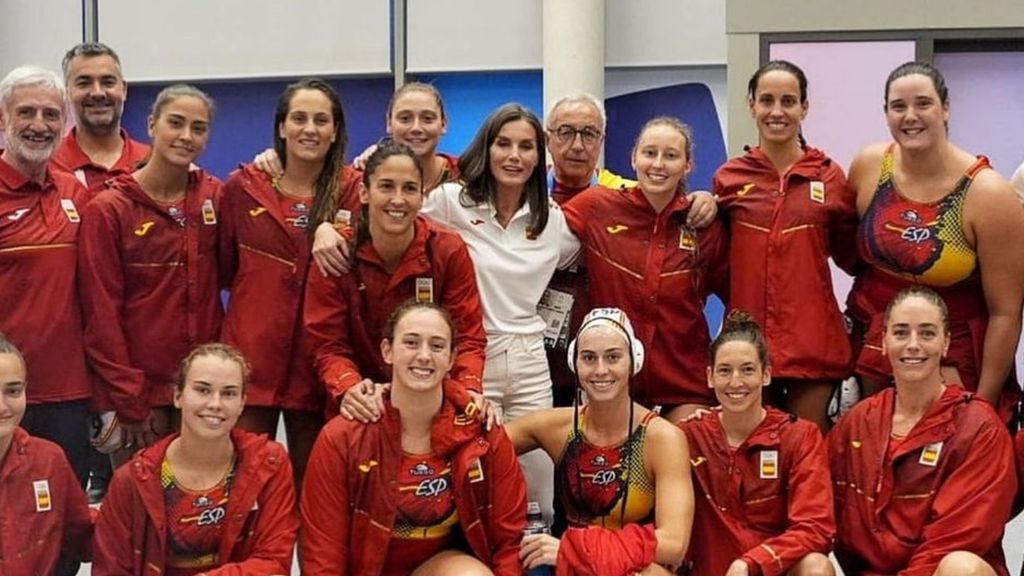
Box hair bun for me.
[723,309,759,331]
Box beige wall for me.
[725,0,1024,153]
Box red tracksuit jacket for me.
[714,146,857,380]
[51,127,151,194]
[299,391,526,575]
[92,429,298,575]
[0,427,92,573]
[0,158,91,404]
[78,171,223,422]
[562,185,728,407]
[304,217,486,411]
[219,164,321,412]
[830,385,1015,576]
[682,407,835,576]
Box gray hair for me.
[0,66,67,111]
[61,42,123,80]
[545,93,606,131]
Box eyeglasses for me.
[551,125,603,145]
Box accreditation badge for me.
[468,458,485,484]
[678,225,697,252]
[919,441,943,467]
[334,208,352,227]
[60,198,80,223]
[201,198,217,225]
[415,277,434,303]
[809,181,825,204]
[760,450,779,479]
[33,480,52,512]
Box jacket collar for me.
[381,386,482,458]
[129,429,280,529]
[624,184,693,221]
[0,154,54,192]
[702,406,793,451]
[355,216,432,269]
[58,127,144,171]
[740,145,831,180]
[0,427,32,479]
[107,169,208,214]
[873,385,965,456]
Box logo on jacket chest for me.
[760,450,779,479]
[6,207,30,221]
[61,199,81,223]
[134,221,156,236]
[809,181,825,204]
[33,479,52,512]
[918,441,943,467]
[416,278,434,303]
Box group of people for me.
[1,37,1024,576]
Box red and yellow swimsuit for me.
[555,409,656,530]
[382,452,460,574]
[849,145,1020,420]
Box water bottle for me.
[523,501,554,576]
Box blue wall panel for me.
[415,71,544,157]
[605,83,726,194]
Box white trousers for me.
[483,332,555,523]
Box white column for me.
[543,0,605,121]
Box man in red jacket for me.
[51,42,150,195]
[52,42,151,504]
[0,335,92,576]
[0,66,93,490]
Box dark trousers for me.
[22,399,90,489]
[22,399,90,576]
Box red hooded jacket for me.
[714,146,857,380]
[682,407,835,576]
[299,391,526,575]
[78,171,223,421]
[0,428,92,573]
[304,218,486,412]
[219,165,320,412]
[830,385,1015,576]
[562,185,728,407]
[92,429,298,575]
[0,158,92,403]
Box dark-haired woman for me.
[831,287,1015,576]
[301,301,526,575]
[423,103,581,520]
[712,61,857,431]
[79,85,222,465]
[304,141,487,421]
[681,310,835,576]
[260,82,458,277]
[93,343,299,575]
[506,307,692,575]
[563,117,727,425]
[220,78,342,486]
[847,62,1024,422]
